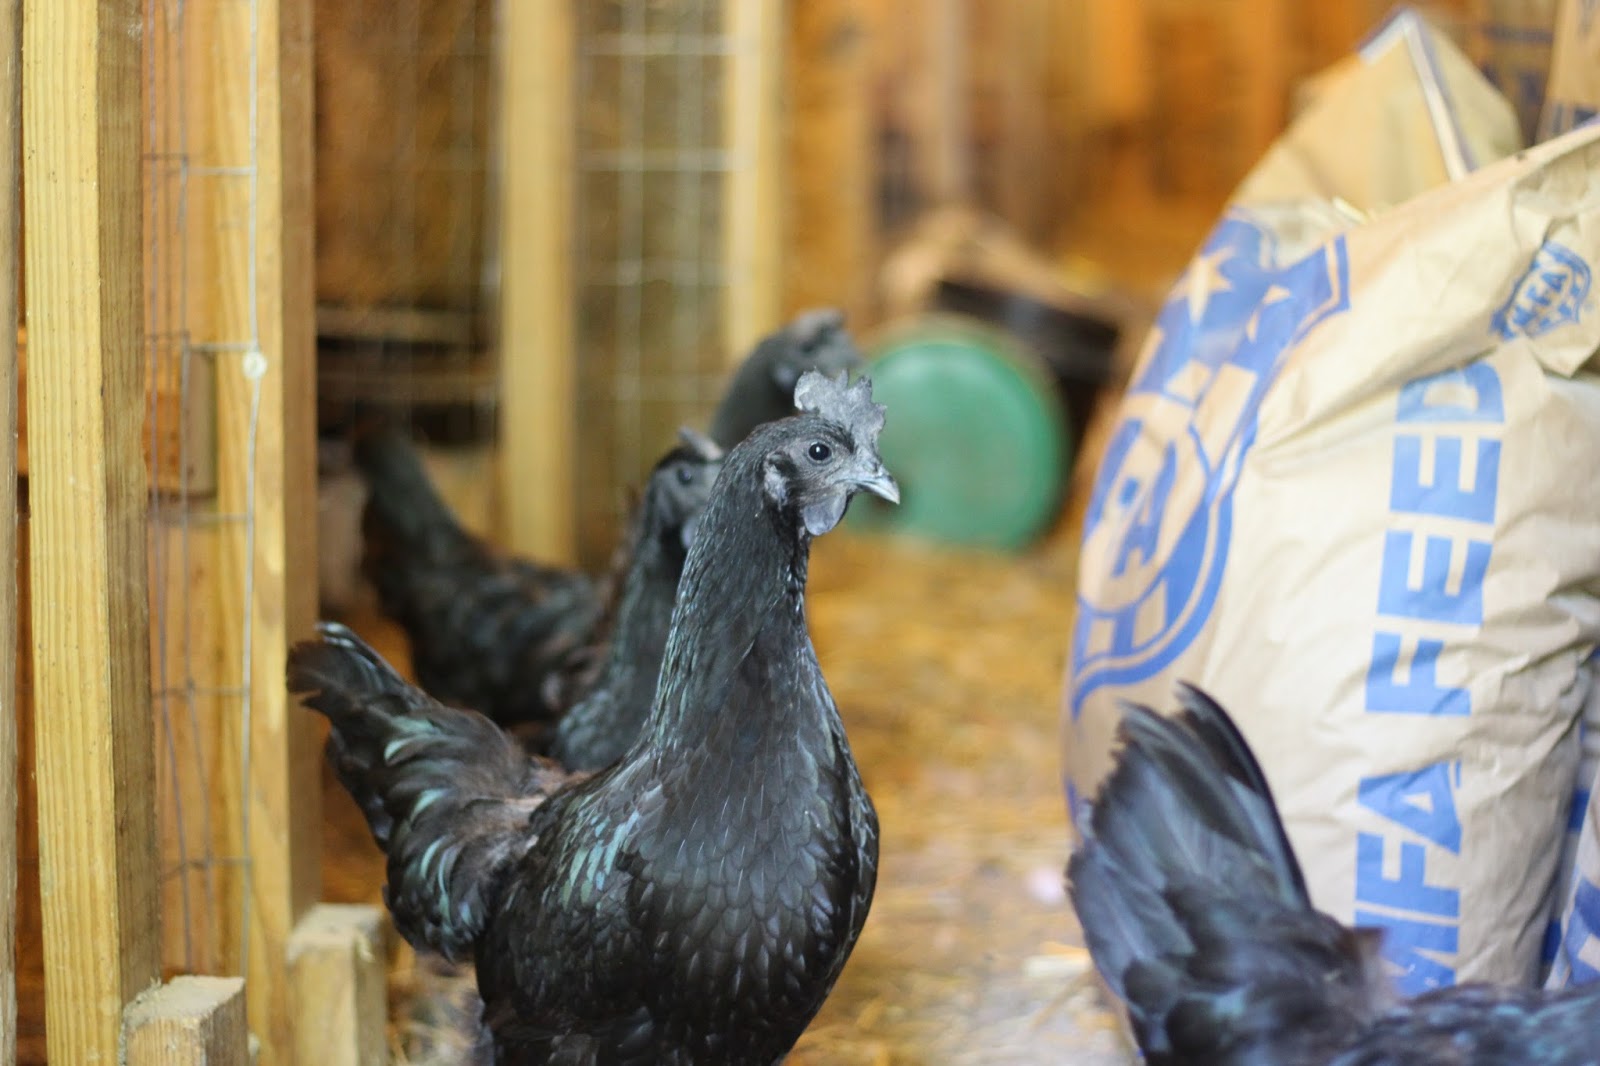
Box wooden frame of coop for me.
[3,1,790,1063]
[8,0,389,1063]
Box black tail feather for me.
[1066,684,1384,1063]
[288,621,569,961]
[352,422,474,564]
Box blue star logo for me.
[1069,213,1351,718]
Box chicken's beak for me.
[854,464,900,505]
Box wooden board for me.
[286,905,388,1066]
[22,1,162,1061]
[124,977,250,1066]
[1,0,21,1059]
[721,0,786,362]
[16,328,216,495]
[496,0,578,564]
[14,509,44,1064]
[184,0,324,1060]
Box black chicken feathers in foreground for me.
[354,309,861,751]
[291,370,897,1064]
[1067,684,1600,1066]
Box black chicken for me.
[1067,683,1600,1066]
[706,307,863,449]
[289,370,897,1064]
[354,424,721,736]
[355,309,861,749]
[545,432,723,770]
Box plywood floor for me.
[321,529,1132,1065]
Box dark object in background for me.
[352,309,867,752]
[354,424,719,741]
[706,307,865,448]
[545,431,723,771]
[933,276,1120,460]
[354,420,603,731]
[289,370,894,1064]
[1067,684,1600,1066]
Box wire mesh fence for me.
[573,0,736,563]
[144,0,268,982]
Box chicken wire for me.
[144,0,268,979]
[573,0,738,564]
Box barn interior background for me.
[2,0,1559,1063]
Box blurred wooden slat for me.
[497,0,577,564]
[285,905,388,1066]
[722,0,785,361]
[22,1,161,1061]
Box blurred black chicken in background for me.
[706,307,863,449]
[289,370,896,1064]
[355,424,722,751]
[1067,685,1600,1066]
[351,308,864,758]
[347,307,864,755]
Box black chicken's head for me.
[643,427,724,552]
[749,370,899,538]
[767,308,864,392]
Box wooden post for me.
[201,0,325,1059]
[285,905,387,1066]
[921,0,968,207]
[124,976,251,1066]
[496,0,578,563]
[22,0,161,1060]
[722,0,786,363]
[0,0,20,1059]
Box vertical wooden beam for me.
[921,0,968,207]
[285,905,387,1066]
[0,0,21,1060]
[722,0,786,363]
[124,976,251,1066]
[207,0,322,1058]
[497,0,577,563]
[22,0,161,1060]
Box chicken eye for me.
[675,465,695,486]
[807,442,832,463]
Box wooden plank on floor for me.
[21,0,161,1061]
[286,904,388,1066]
[124,976,251,1066]
[722,0,786,362]
[497,0,578,563]
[0,0,20,1059]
